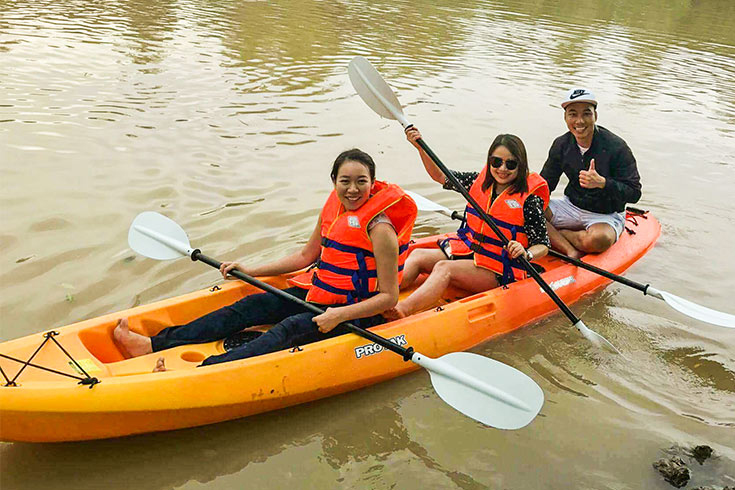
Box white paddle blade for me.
[128,211,193,260]
[657,290,735,328]
[405,190,452,214]
[574,320,622,355]
[348,56,411,128]
[413,352,543,430]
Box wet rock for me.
[690,487,714,490]
[653,456,690,488]
[690,445,714,464]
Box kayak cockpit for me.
[1,252,557,383]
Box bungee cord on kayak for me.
[1,331,100,388]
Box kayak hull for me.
[0,211,660,442]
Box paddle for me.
[406,190,735,329]
[348,55,621,353]
[127,211,544,430]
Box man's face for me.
[564,102,597,143]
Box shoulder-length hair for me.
[482,134,529,195]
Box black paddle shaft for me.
[191,250,415,361]
[414,137,582,324]
[547,250,649,294]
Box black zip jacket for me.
[540,126,642,214]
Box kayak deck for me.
[0,210,660,442]
[2,275,462,381]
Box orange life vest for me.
[445,168,549,284]
[289,181,417,305]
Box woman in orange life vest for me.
[384,129,550,320]
[114,148,417,368]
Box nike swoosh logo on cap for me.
[569,90,589,100]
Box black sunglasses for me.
[488,156,519,171]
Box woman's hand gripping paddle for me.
[349,56,621,354]
[128,211,544,430]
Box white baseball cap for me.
[561,88,597,109]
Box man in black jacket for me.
[541,88,642,258]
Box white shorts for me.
[548,196,625,241]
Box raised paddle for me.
[127,211,544,430]
[406,190,735,329]
[348,55,621,354]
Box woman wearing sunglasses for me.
[385,128,550,320]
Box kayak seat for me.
[78,314,172,363]
[224,330,265,351]
[78,320,126,363]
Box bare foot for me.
[113,318,153,358]
[153,357,166,372]
[382,304,408,322]
[554,245,583,260]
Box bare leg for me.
[546,222,583,259]
[544,206,583,259]
[400,248,446,289]
[393,260,499,318]
[384,249,447,321]
[113,318,153,357]
[559,223,617,254]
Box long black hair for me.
[330,148,376,182]
[482,134,529,195]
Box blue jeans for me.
[150,287,385,366]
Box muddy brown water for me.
[1,0,734,488]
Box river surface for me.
[1,0,734,488]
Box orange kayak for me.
[0,211,660,442]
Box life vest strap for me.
[316,260,405,278]
[321,237,410,256]
[458,226,514,250]
[457,227,525,282]
[321,238,374,257]
[311,273,379,304]
[465,206,527,234]
[468,242,524,283]
[316,235,410,305]
[437,233,473,257]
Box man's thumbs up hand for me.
[579,158,605,189]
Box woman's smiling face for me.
[334,159,373,211]
[488,145,519,187]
